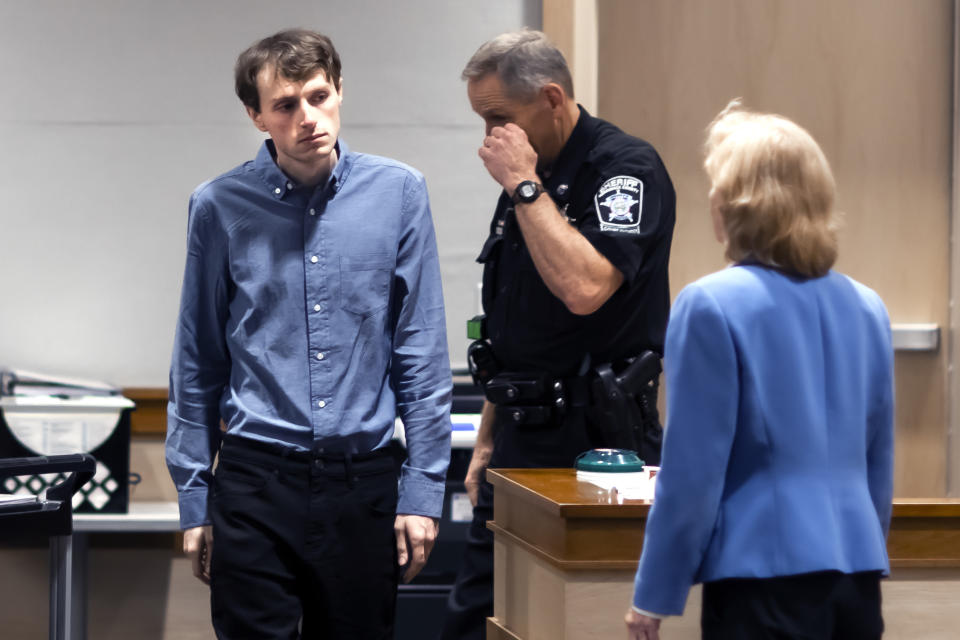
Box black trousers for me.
[439,409,596,640]
[210,434,399,640]
[701,571,884,639]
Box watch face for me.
[520,184,536,198]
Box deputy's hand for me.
[465,444,492,507]
[395,514,439,583]
[625,607,661,640]
[478,123,539,194]
[184,525,213,585]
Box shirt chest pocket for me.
[339,253,394,316]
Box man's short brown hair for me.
[235,29,342,113]
[704,100,839,279]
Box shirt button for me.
[318,400,326,408]
[274,187,281,195]
[287,182,293,190]
[314,304,322,312]
[316,352,324,360]
[309,208,316,216]
[310,256,319,263]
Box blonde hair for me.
[704,100,839,278]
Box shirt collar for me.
[540,104,598,204]
[254,138,355,200]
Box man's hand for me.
[625,608,661,640]
[466,400,497,507]
[478,123,539,194]
[183,525,213,585]
[394,514,439,584]
[465,443,492,507]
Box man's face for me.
[467,73,559,167]
[247,67,342,175]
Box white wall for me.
[0,0,540,385]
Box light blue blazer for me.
[632,265,894,616]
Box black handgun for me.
[615,351,662,396]
[590,351,663,461]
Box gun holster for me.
[588,351,663,465]
[467,340,499,387]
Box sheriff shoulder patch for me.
[594,176,643,234]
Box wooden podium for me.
[485,468,960,640]
[485,468,657,640]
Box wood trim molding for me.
[491,506,960,571]
[949,0,960,497]
[122,387,168,437]
[487,521,639,570]
[892,499,960,517]
[542,0,598,114]
[490,470,960,570]
[486,617,523,640]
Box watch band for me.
[512,180,544,205]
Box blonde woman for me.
[625,102,893,639]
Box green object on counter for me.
[574,448,645,472]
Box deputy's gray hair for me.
[462,29,574,101]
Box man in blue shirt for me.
[165,29,452,639]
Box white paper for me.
[4,368,117,393]
[616,482,655,501]
[450,492,473,522]
[577,469,656,500]
[2,408,122,455]
[44,420,88,453]
[0,493,39,507]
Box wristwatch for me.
[512,180,544,205]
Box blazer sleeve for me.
[632,283,740,615]
[866,301,894,537]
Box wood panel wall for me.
[124,388,168,435]
[589,0,954,496]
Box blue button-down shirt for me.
[166,140,452,529]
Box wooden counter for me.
[888,498,960,567]
[485,468,960,640]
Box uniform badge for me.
[594,176,643,234]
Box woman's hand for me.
[625,607,661,640]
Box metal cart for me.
[0,454,95,640]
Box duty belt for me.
[483,371,572,426]
[480,352,661,426]
[467,339,663,460]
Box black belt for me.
[219,434,395,478]
[482,365,629,408]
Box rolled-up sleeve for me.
[390,173,452,518]
[165,192,231,530]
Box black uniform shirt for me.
[478,106,676,376]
